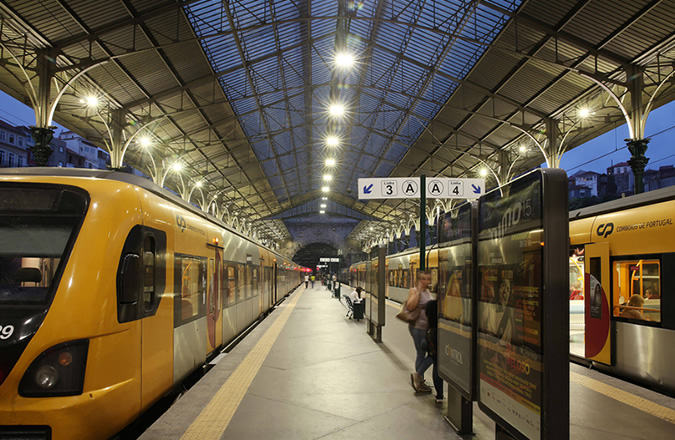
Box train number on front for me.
[0,325,14,340]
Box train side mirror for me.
[118,253,142,304]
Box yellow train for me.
[351,184,675,395]
[0,168,302,439]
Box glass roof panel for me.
[185,0,524,207]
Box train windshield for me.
[0,185,88,305]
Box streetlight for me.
[160,162,182,187]
[187,180,204,204]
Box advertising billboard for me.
[477,169,569,440]
[437,201,476,399]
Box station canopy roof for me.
[0,0,673,246]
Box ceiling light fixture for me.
[578,108,591,118]
[329,104,345,117]
[335,52,355,69]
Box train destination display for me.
[477,169,569,440]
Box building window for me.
[8,153,15,167]
[0,130,5,141]
[8,134,15,144]
[0,150,5,165]
[18,157,24,167]
[59,146,64,153]
[18,137,23,147]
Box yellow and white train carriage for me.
[568,184,675,394]
[0,168,301,440]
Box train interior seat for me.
[14,267,41,285]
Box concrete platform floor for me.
[140,284,675,440]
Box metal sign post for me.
[420,174,426,271]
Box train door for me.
[266,266,273,308]
[273,263,278,303]
[259,258,265,314]
[206,249,223,352]
[138,228,170,411]
[584,242,612,365]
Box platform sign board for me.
[358,177,485,200]
[477,169,568,440]
[437,201,477,399]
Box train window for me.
[403,270,410,289]
[569,253,585,300]
[245,265,252,298]
[225,264,235,305]
[431,268,438,293]
[143,236,155,310]
[613,259,661,322]
[180,258,202,321]
[237,264,245,301]
[252,266,259,294]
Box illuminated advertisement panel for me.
[437,202,476,398]
[477,169,569,440]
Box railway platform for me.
[139,284,675,440]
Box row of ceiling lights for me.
[319,52,355,215]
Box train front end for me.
[0,176,145,439]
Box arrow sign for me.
[472,184,481,194]
[363,184,373,194]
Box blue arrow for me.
[364,184,373,194]
[471,184,481,194]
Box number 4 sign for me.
[449,180,464,197]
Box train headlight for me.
[19,339,89,397]
[35,365,58,389]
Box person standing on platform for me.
[406,271,433,393]
[304,274,309,288]
[310,274,315,288]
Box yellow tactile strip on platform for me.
[181,288,305,440]
[570,371,675,424]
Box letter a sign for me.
[427,179,444,197]
[402,179,419,197]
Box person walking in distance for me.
[407,271,433,392]
[304,274,309,288]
